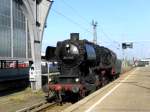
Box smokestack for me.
[70,33,79,41]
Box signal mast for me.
[92,20,98,44]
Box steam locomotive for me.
[45,33,121,102]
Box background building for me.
[0,0,53,90]
[0,0,31,60]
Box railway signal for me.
[122,42,133,49]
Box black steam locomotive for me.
[46,33,121,102]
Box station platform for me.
[63,67,150,112]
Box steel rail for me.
[16,101,56,112]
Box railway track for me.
[16,101,72,112]
[16,101,55,112]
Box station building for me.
[0,0,53,90]
[0,0,31,60]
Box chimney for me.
[70,33,79,41]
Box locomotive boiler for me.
[46,33,121,103]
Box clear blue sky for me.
[42,0,150,59]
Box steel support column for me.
[10,0,13,58]
[21,0,53,91]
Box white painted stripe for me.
[85,69,136,112]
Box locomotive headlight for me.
[66,44,70,48]
[48,78,52,82]
[66,44,70,53]
[75,78,79,82]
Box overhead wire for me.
[101,28,120,44]
[54,0,120,47]
[51,8,92,34]
[60,0,90,25]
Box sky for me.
[42,0,150,59]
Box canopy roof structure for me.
[21,0,53,90]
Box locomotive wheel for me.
[71,93,80,103]
[96,83,102,90]
[46,90,56,102]
[56,91,63,105]
[89,86,97,94]
[80,90,86,99]
[102,77,109,86]
[115,73,120,79]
